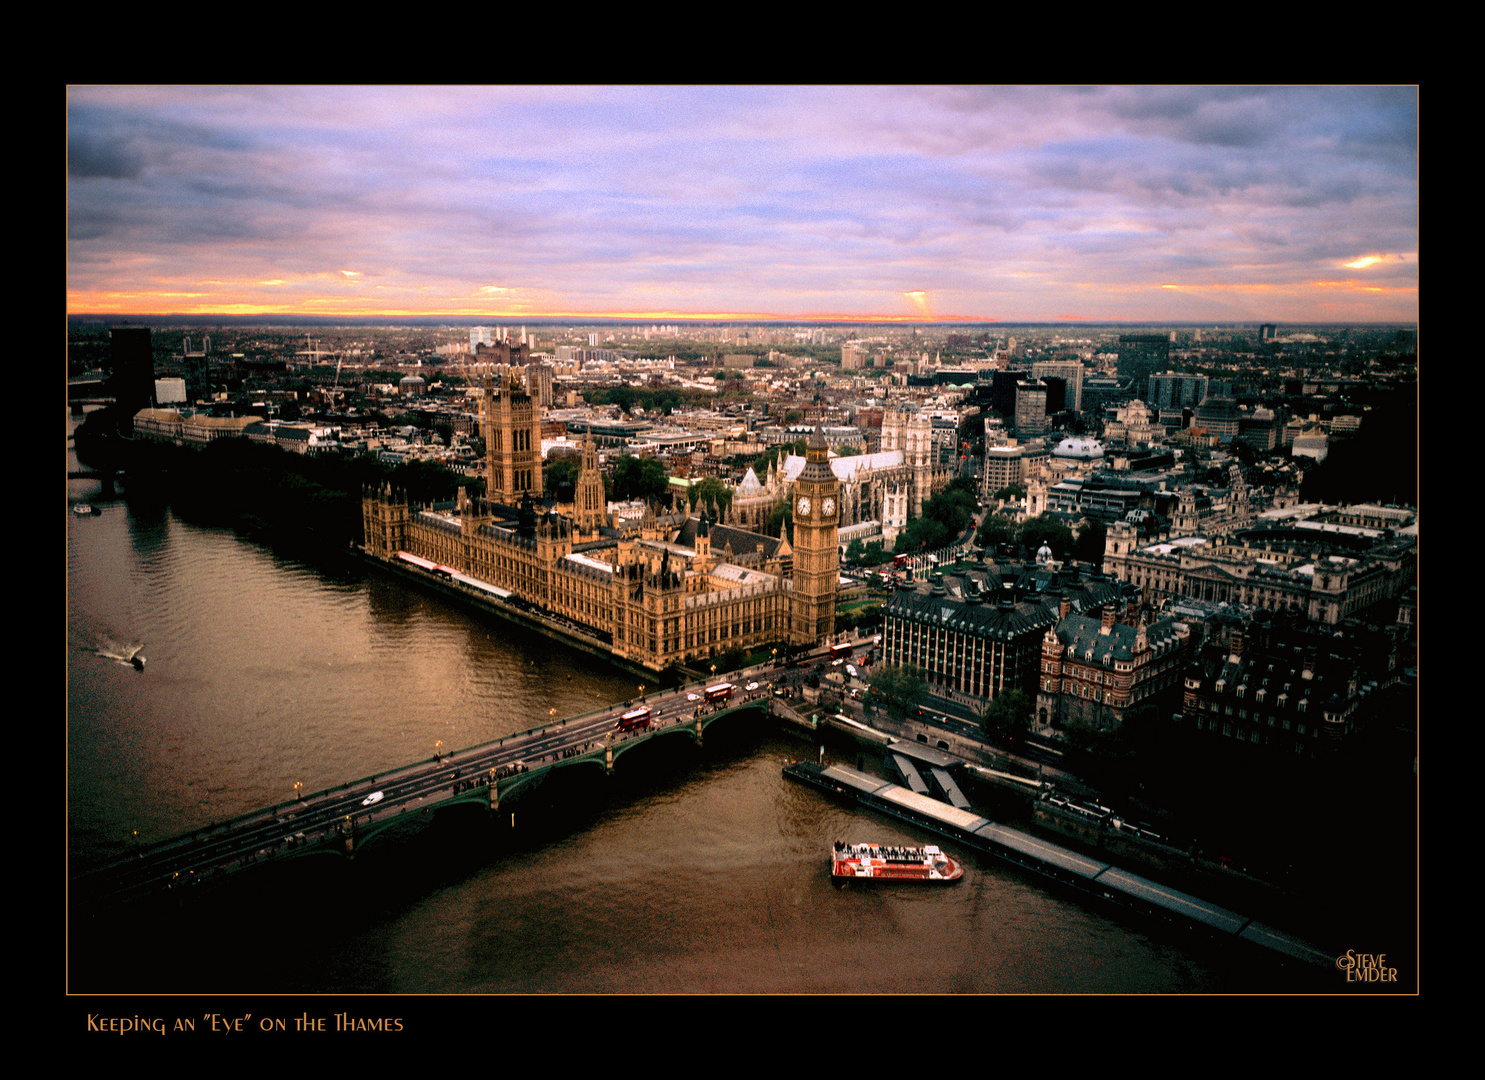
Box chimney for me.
[1100,606,1116,635]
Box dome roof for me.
[1053,436,1104,459]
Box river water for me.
[67,415,1327,997]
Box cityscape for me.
[67,86,1416,1004]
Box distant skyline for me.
[67,86,1418,325]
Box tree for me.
[977,513,1016,549]
[1072,521,1107,566]
[690,475,733,517]
[765,498,794,540]
[752,438,806,478]
[835,602,881,634]
[982,690,1032,745]
[865,664,928,721]
[894,476,978,553]
[544,455,582,492]
[610,455,669,502]
[715,647,748,673]
[1019,515,1075,559]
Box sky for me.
[66,86,1419,325]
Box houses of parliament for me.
[362,352,840,673]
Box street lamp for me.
[294,781,303,801]
[435,739,443,761]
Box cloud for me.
[68,130,148,180]
[66,86,1419,322]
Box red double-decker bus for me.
[829,643,854,660]
[615,707,651,732]
[703,683,735,703]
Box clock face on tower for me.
[797,496,811,516]
[822,497,834,517]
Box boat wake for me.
[92,635,146,671]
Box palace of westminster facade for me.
[361,354,841,673]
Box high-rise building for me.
[1194,395,1240,441]
[1117,334,1171,401]
[110,326,155,414]
[1014,380,1048,435]
[1238,407,1279,452]
[1032,360,1085,412]
[524,362,555,408]
[1040,376,1068,415]
[989,369,1025,416]
[983,444,1028,498]
[1147,372,1208,412]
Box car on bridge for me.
[362,791,384,806]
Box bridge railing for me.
[80,661,807,879]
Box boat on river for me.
[831,840,963,884]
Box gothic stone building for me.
[756,406,952,547]
[361,427,841,672]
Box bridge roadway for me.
[70,658,826,916]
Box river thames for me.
[68,419,1337,996]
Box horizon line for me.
[67,312,1418,328]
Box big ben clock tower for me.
[790,426,840,647]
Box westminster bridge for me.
[69,666,832,917]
